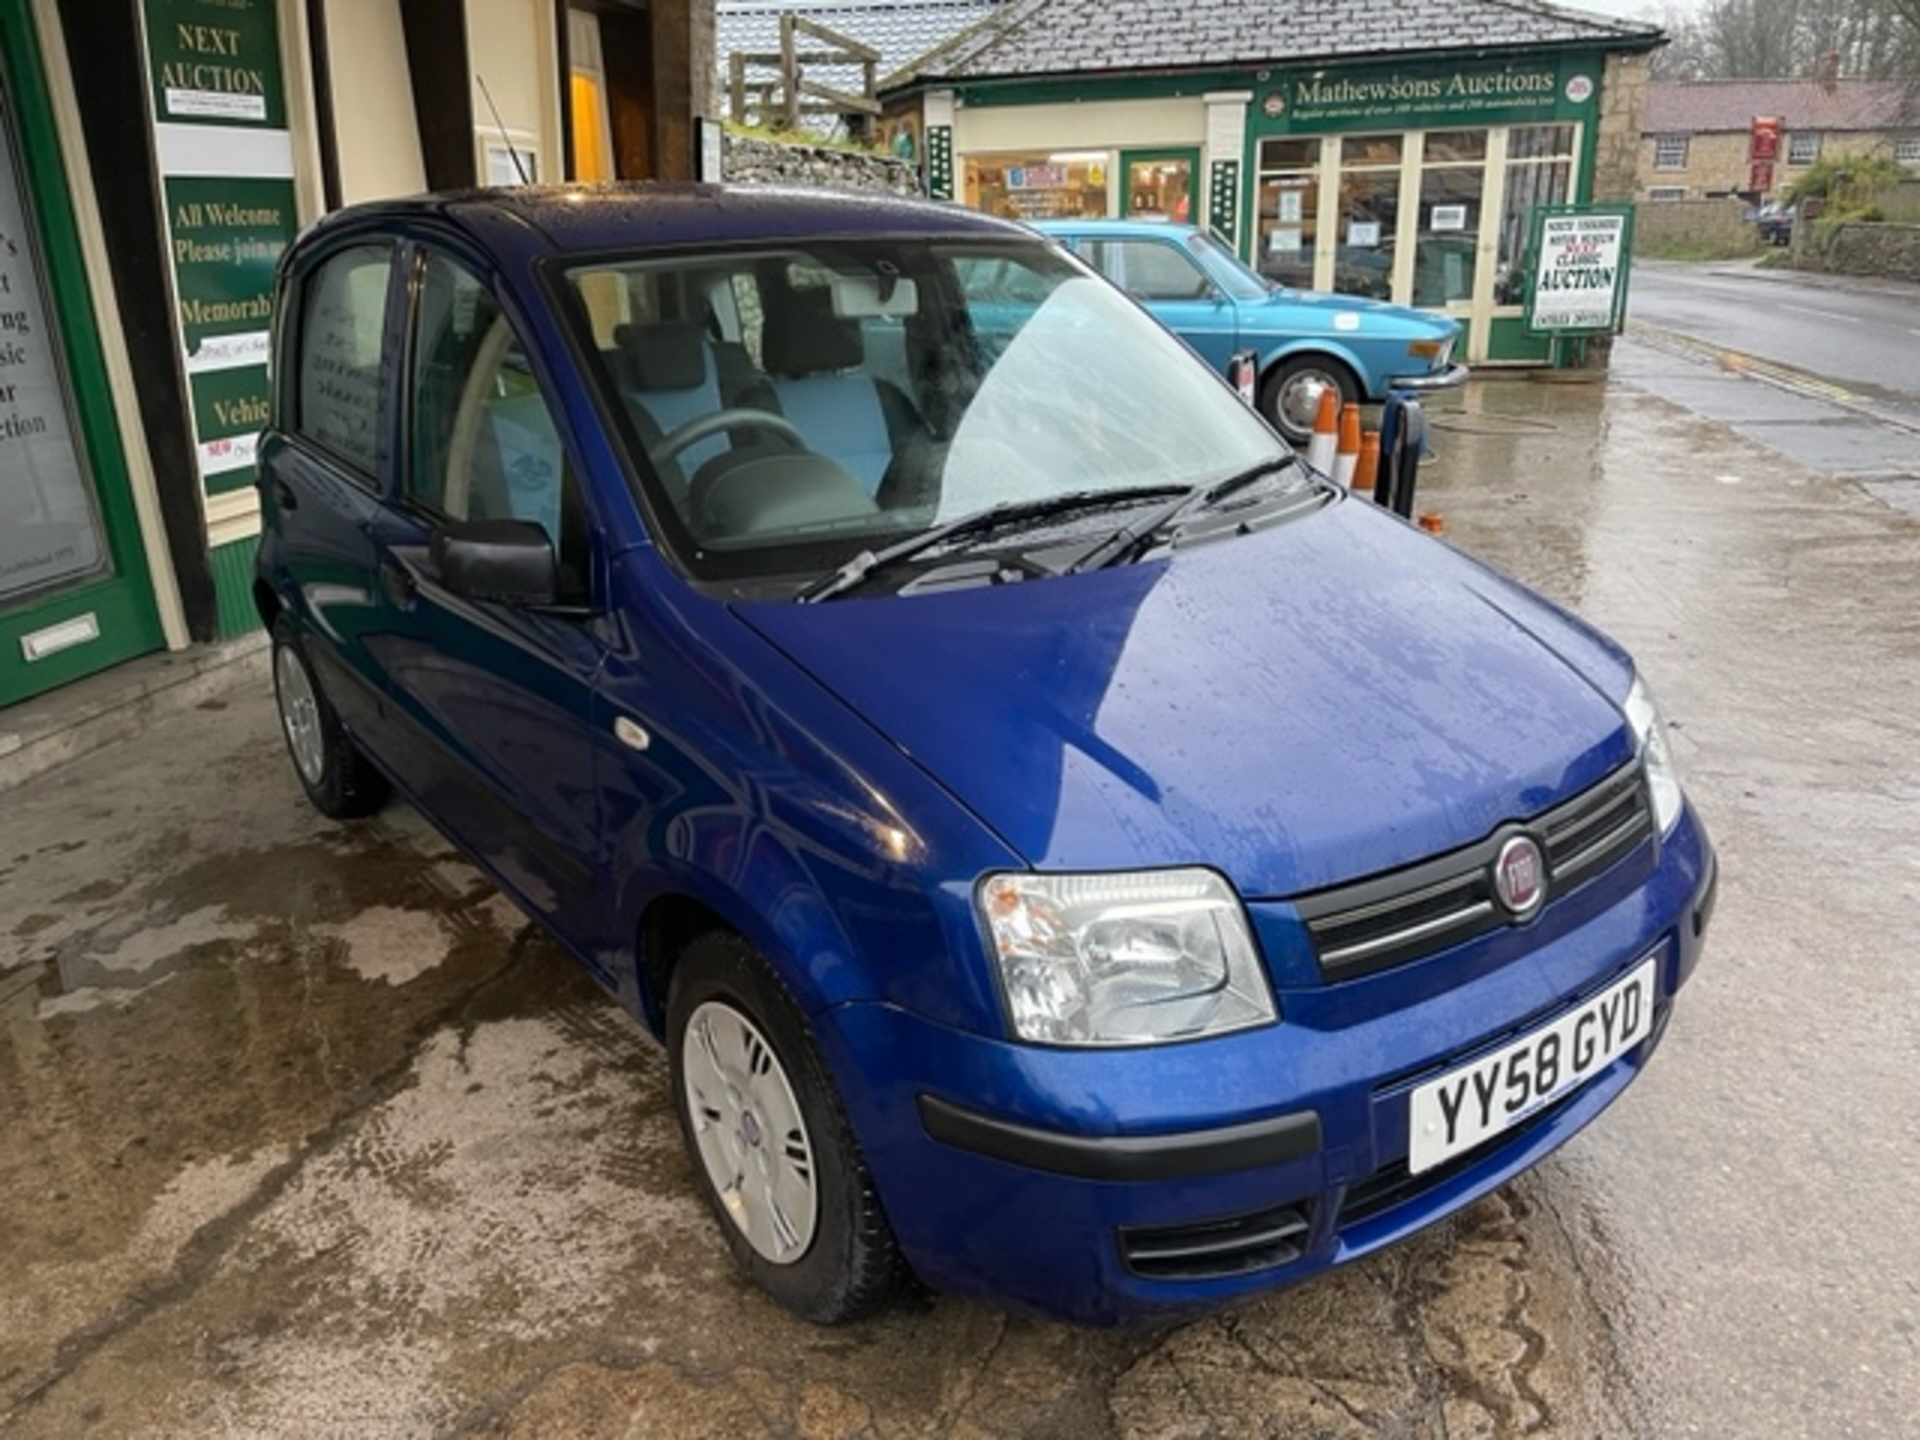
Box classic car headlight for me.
[1624,674,1684,833]
[979,869,1277,1047]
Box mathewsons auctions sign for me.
[1525,206,1634,333]
[142,0,299,499]
[1256,55,1599,134]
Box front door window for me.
[409,254,588,601]
[0,79,105,606]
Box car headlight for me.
[978,869,1277,1047]
[1624,674,1684,834]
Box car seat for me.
[612,321,729,493]
[758,286,927,498]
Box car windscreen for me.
[559,238,1293,594]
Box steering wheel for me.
[648,408,807,470]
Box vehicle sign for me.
[1407,958,1656,1174]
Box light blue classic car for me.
[1034,219,1468,444]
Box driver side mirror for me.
[431,519,557,607]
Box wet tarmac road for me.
[3,365,1916,1436]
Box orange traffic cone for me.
[1354,431,1381,498]
[1304,386,1339,475]
[1333,403,1362,488]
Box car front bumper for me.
[1386,360,1471,393]
[813,805,1714,1325]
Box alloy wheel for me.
[682,999,819,1264]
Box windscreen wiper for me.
[1064,456,1304,575]
[797,486,1189,602]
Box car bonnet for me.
[1257,287,1459,341]
[735,500,1635,899]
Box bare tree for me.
[1655,0,1920,79]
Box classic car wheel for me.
[1262,355,1360,448]
[668,931,905,1323]
[271,618,390,819]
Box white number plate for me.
[1407,958,1657,1175]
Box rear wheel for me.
[271,618,389,819]
[1261,354,1360,447]
[668,932,905,1323]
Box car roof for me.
[294,182,1031,262]
[1030,218,1203,239]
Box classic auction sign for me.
[1525,205,1634,334]
[143,0,299,498]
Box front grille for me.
[1296,760,1654,981]
[1119,1202,1312,1281]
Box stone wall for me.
[723,133,922,196]
[1798,221,1920,281]
[1633,198,1763,258]
[1595,52,1651,204]
[1877,180,1920,224]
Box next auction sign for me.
[1525,205,1634,334]
[143,0,299,499]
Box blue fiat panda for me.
[255,185,1715,1326]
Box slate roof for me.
[1644,80,1916,135]
[718,0,1003,114]
[884,0,1663,87]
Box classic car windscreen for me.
[561,239,1291,588]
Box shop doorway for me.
[1,9,163,706]
[1120,150,1197,224]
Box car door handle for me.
[379,554,417,608]
[273,479,298,511]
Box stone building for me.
[1640,78,1920,205]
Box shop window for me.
[1787,132,1822,165]
[295,245,392,480]
[1414,131,1484,309]
[1497,125,1574,307]
[1126,157,1193,221]
[965,152,1108,221]
[1255,137,1322,290]
[1654,134,1689,170]
[0,95,107,603]
[1331,134,1400,300]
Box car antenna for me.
[476,74,531,185]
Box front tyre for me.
[1261,354,1360,447]
[271,618,390,819]
[668,932,905,1323]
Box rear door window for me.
[293,244,393,482]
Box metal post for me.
[1376,391,1427,519]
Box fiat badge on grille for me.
[1493,835,1547,919]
